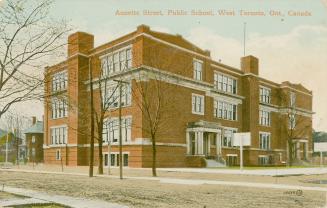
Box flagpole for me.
[243,22,246,56]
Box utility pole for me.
[89,58,95,177]
[5,132,9,164]
[113,79,129,180]
[106,119,111,175]
[119,82,122,179]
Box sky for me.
[5,0,327,132]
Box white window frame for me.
[259,132,271,150]
[103,116,132,144]
[214,72,237,94]
[193,59,203,81]
[100,46,132,77]
[258,155,269,165]
[51,98,68,119]
[222,128,237,147]
[50,125,68,145]
[102,81,131,110]
[214,100,237,121]
[259,86,271,104]
[105,152,129,167]
[192,94,204,115]
[51,70,68,92]
[32,136,36,144]
[259,110,271,126]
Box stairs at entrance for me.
[204,156,226,168]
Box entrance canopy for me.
[186,120,222,156]
[187,120,221,133]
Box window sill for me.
[258,149,272,151]
[107,104,132,111]
[214,117,237,122]
[51,116,68,120]
[259,124,271,127]
[192,111,204,116]
[212,88,238,96]
[49,144,67,147]
[186,154,205,157]
[50,89,68,94]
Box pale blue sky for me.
[52,0,327,41]
[5,0,327,132]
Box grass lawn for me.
[209,165,318,170]
[12,204,70,208]
[0,191,26,199]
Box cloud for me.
[187,25,327,131]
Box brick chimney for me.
[136,24,150,34]
[68,32,94,57]
[241,55,259,75]
[32,116,37,125]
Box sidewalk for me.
[1,186,128,208]
[8,164,327,176]
[157,167,327,176]
[2,167,327,192]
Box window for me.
[52,71,68,92]
[193,59,202,80]
[100,47,132,76]
[259,110,271,126]
[50,126,68,145]
[226,155,237,166]
[258,156,269,166]
[214,100,237,120]
[289,114,296,129]
[126,49,132,68]
[192,94,204,115]
[259,132,271,150]
[104,153,109,166]
[103,117,132,143]
[102,83,131,109]
[290,92,296,107]
[56,150,61,160]
[214,73,237,94]
[32,136,36,144]
[123,154,129,166]
[260,87,271,103]
[108,153,129,167]
[222,129,236,147]
[51,98,68,119]
[31,148,35,157]
[111,154,115,166]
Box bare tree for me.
[278,90,311,166]
[132,44,189,177]
[94,80,119,174]
[0,0,69,118]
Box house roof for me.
[313,131,327,143]
[24,121,44,134]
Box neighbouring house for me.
[24,117,44,163]
[43,25,313,167]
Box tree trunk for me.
[89,59,94,177]
[288,139,293,166]
[98,138,104,174]
[152,134,157,177]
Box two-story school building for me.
[43,25,313,167]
